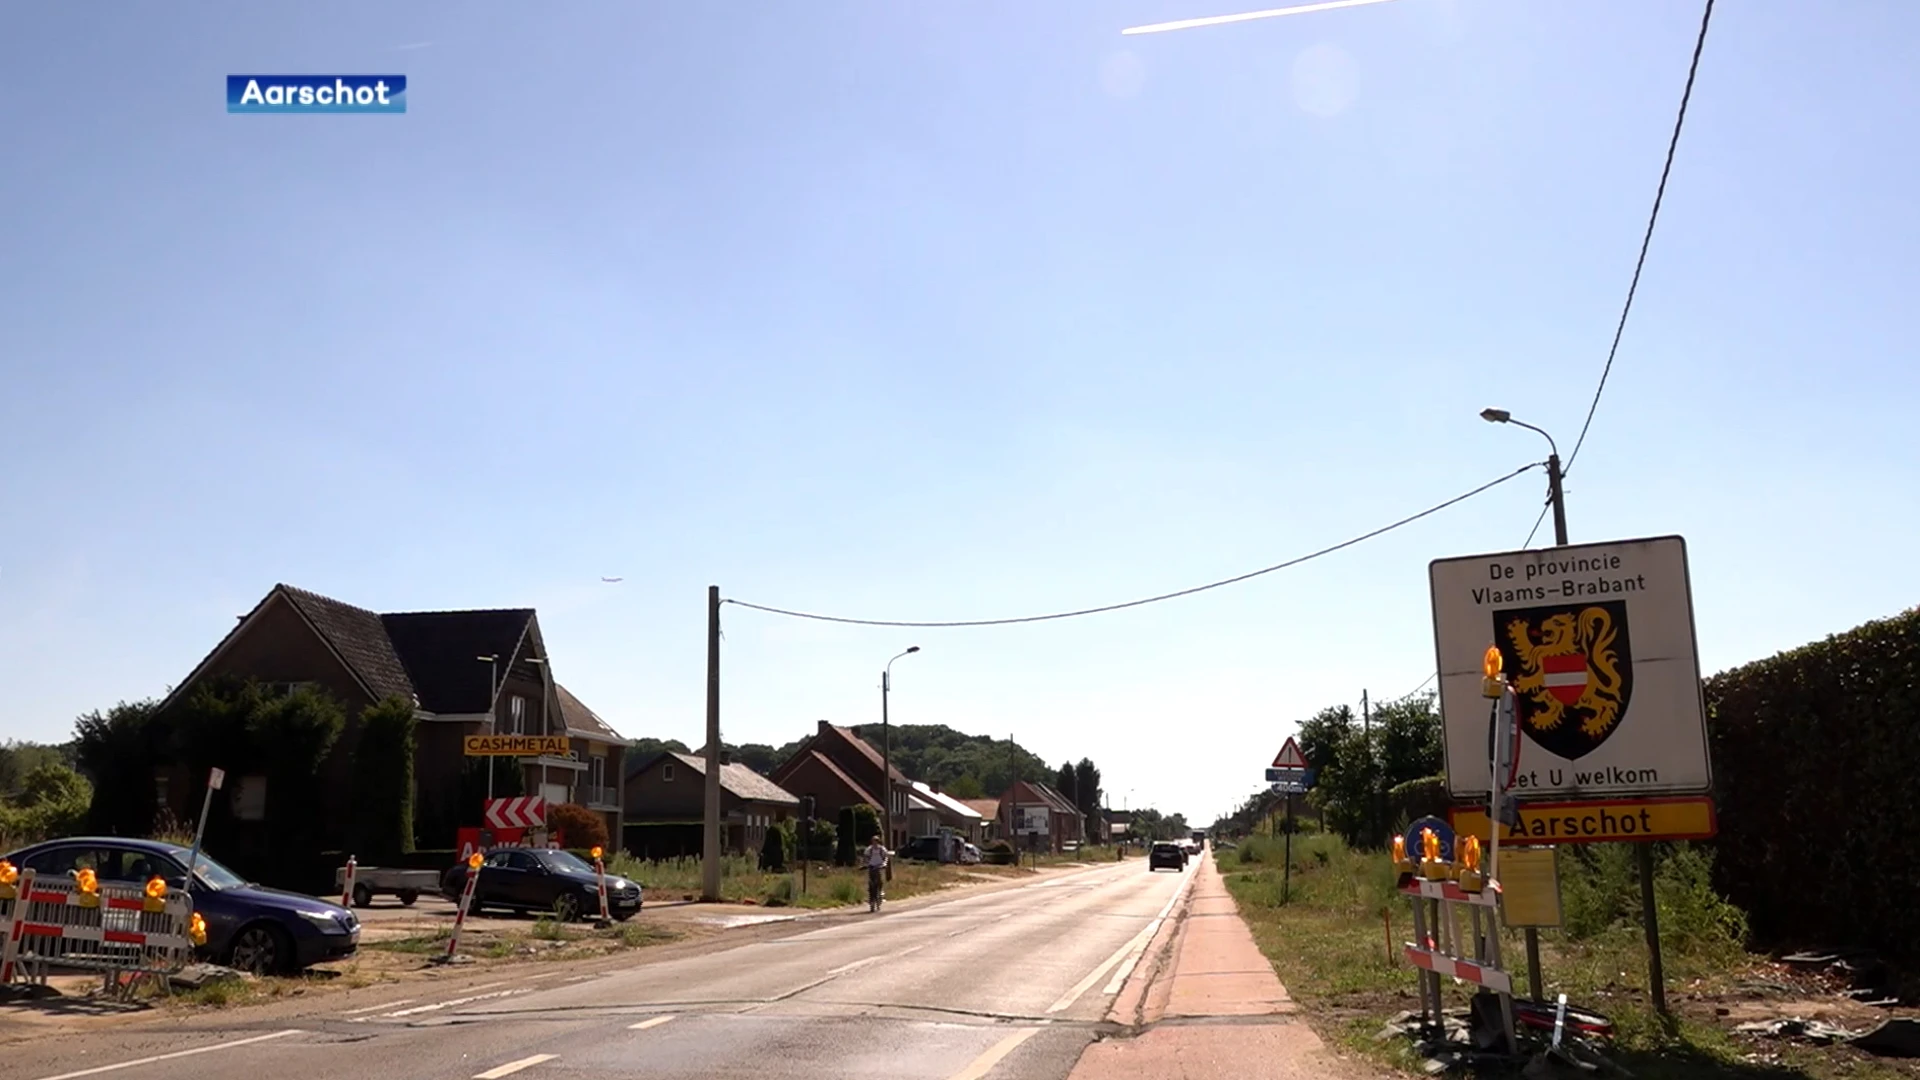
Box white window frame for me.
[663,763,675,782]
[509,695,526,735]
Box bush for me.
[798,818,835,862]
[760,822,790,872]
[1705,606,1920,967]
[0,762,92,846]
[850,804,880,846]
[835,807,857,866]
[549,803,609,852]
[763,877,794,907]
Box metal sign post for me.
[184,767,224,889]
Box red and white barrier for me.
[592,848,610,926]
[442,855,483,962]
[340,855,358,908]
[1404,943,1514,994]
[0,869,197,993]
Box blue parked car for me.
[2,836,359,974]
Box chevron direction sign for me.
[484,796,547,830]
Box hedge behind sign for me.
[1704,606,1920,967]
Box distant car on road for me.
[2,836,358,975]
[1149,841,1188,872]
[441,847,641,921]
[897,837,945,862]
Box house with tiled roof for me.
[156,583,629,851]
[769,721,916,847]
[996,779,1085,854]
[621,750,799,859]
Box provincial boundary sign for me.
[1429,536,1711,799]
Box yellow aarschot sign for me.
[1450,796,1716,845]
[463,734,570,757]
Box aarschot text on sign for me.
[1429,536,1712,799]
[463,734,570,757]
[1449,796,1716,845]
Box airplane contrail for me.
[601,577,624,583]
[1123,0,1400,36]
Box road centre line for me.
[28,1030,303,1080]
[946,1028,1042,1080]
[827,955,882,976]
[472,1054,555,1079]
[377,987,530,1018]
[628,1015,676,1030]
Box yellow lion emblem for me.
[1505,607,1626,739]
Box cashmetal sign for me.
[1449,796,1717,845]
[462,735,570,757]
[1429,536,1711,800]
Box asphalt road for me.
[13,859,1193,1080]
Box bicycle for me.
[867,866,884,912]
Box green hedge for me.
[1704,606,1920,967]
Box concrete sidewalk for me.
[1071,853,1385,1080]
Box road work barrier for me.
[0,863,204,998]
[437,852,484,964]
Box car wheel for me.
[227,923,291,975]
[552,891,582,922]
[352,883,374,908]
[613,910,636,922]
[397,890,419,906]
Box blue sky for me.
[3,2,1915,826]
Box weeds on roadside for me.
[530,915,574,942]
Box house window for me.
[509,695,526,735]
[589,754,606,791]
[231,776,267,821]
[663,763,675,782]
[154,772,170,812]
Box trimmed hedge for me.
[1705,606,1920,968]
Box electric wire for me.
[723,463,1540,628]
[1565,0,1716,474]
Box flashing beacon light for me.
[1482,643,1506,698]
[468,853,484,871]
[0,859,16,886]
[74,868,99,894]
[189,911,208,947]
[1457,834,1486,891]
[144,875,168,911]
[1420,828,1440,864]
[1391,835,1407,864]
[590,846,604,861]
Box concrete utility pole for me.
[702,586,722,902]
[882,646,919,877]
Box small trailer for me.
[333,865,439,907]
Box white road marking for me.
[827,955,882,976]
[338,999,414,1016]
[946,1028,1042,1080]
[472,1054,556,1079]
[898,943,927,957]
[628,1015,676,1030]
[376,987,530,1018]
[28,1030,303,1080]
[1049,871,1194,1013]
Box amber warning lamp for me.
[1481,643,1506,698]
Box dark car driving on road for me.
[1,836,358,975]
[441,847,641,921]
[1149,841,1188,871]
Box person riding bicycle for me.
[863,836,890,907]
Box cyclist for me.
[863,835,890,911]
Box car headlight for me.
[298,909,349,933]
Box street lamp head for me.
[476,654,497,663]
[906,646,920,654]
[1480,408,1512,424]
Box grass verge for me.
[1218,834,1918,1080]
[604,852,1045,909]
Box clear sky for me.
[4,2,1916,827]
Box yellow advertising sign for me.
[1497,847,1562,929]
[463,734,570,757]
[1451,796,1716,845]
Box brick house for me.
[156,583,627,851]
[769,721,915,848]
[621,750,799,859]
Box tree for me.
[0,741,74,798]
[944,774,985,800]
[851,803,881,846]
[349,696,416,861]
[1073,759,1102,820]
[0,761,92,843]
[846,725,1051,795]
[1298,694,1442,848]
[73,699,166,837]
[759,821,790,872]
[834,807,857,866]
[549,803,609,851]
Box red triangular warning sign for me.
[1272,737,1308,770]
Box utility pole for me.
[1361,689,1372,844]
[701,585,722,902]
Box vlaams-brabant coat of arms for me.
[1492,600,1633,761]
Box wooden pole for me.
[701,586,722,901]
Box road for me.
[11,859,1196,1080]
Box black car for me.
[1149,841,1188,871]
[896,837,943,863]
[441,847,641,921]
[2,837,358,975]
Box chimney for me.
[818,720,832,737]
[719,749,732,766]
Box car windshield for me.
[537,850,594,873]
[163,846,248,890]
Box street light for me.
[476,655,499,802]
[1481,408,1568,546]
[881,646,920,874]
